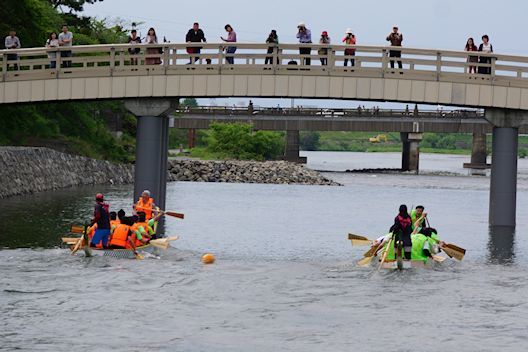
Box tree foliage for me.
[205,123,284,161]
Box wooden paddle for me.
[71,225,92,256]
[136,206,185,220]
[377,236,394,271]
[426,218,466,261]
[348,233,374,247]
[148,236,179,250]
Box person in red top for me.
[90,193,111,248]
[342,28,356,67]
[465,38,478,74]
[391,204,413,260]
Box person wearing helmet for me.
[342,28,356,68]
[318,31,331,66]
[90,193,111,248]
[296,22,312,66]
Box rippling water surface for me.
[1,153,528,351]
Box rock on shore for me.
[167,159,340,186]
[0,147,133,198]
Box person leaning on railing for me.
[58,25,73,68]
[296,22,312,66]
[186,22,206,64]
[478,35,493,75]
[145,27,162,65]
[4,30,21,71]
[221,24,237,64]
[265,30,279,65]
[45,32,59,69]
[127,29,142,66]
[465,37,478,74]
[386,25,403,70]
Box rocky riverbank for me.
[168,159,340,186]
[0,147,133,198]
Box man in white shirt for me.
[58,25,73,68]
[4,30,21,70]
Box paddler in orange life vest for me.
[391,204,413,260]
[90,193,111,249]
[135,190,157,221]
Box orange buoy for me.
[202,253,215,264]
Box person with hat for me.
[296,22,312,66]
[386,25,403,70]
[342,28,356,68]
[90,193,111,248]
[134,190,157,221]
[318,31,331,66]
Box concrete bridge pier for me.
[284,130,307,164]
[401,132,422,173]
[125,99,176,212]
[463,132,490,172]
[486,109,527,229]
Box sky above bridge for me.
[84,0,522,109]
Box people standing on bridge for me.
[221,24,237,64]
[318,31,331,66]
[265,30,279,65]
[186,22,206,64]
[135,190,157,221]
[90,193,111,248]
[127,29,142,66]
[296,22,312,66]
[342,28,356,68]
[465,38,478,74]
[58,25,73,68]
[145,28,162,65]
[45,32,59,69]
[386,26,403,71]
[5,30,21,71]
[478,35,493,75]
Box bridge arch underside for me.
[2,73,528,111]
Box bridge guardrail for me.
[1,43,527,88]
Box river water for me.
[1,152,528,351]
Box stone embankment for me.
[168,159,339,186]
[0,147,133,198]
[0,147,339,198]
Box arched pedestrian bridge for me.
[1,43,528,110]
[2,43,527,229]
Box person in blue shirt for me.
[296,22,312,66]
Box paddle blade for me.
[442,246,465,261]
[432,255,446,263]
[70,225,85,234]
[363,246,378,258]
[357,256,374,267]
[351,239,373,247]
[149,239,170,250]
[166,212,184,219]
[348,233,371,241]
[446,243,466,254]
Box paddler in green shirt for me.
[410,205,427,231]
[411,227,446,263]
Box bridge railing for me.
[177,106,485,119]
[1,43,528,88]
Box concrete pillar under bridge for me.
[463,132,490,172]
[400,132,422,173]
[125,99,176,219]
[486,108,528,229]
[284,130,307,164]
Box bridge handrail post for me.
[381,48,388,77]
[1,53,6,81]
[110,47,115,75]
[118,47,125,68]
[218,45,224,71]
[436,51,442,81]
[162,45,169,74]
[273,45,279,73]
[491,56,496,80]
[328,49,336,73]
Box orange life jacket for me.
[136,197,154,220]
[130,222,150,247]
[109,224,130,248]
[110,219,120,230]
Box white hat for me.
[346,28,353,34]
[298,22,306,27]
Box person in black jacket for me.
[186,22,206,64]
[478,35,493,75]
[391,204,413,260]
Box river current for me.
[1,152,527,351]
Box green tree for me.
[300,132,321,151]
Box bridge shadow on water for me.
[488,226,516,264]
